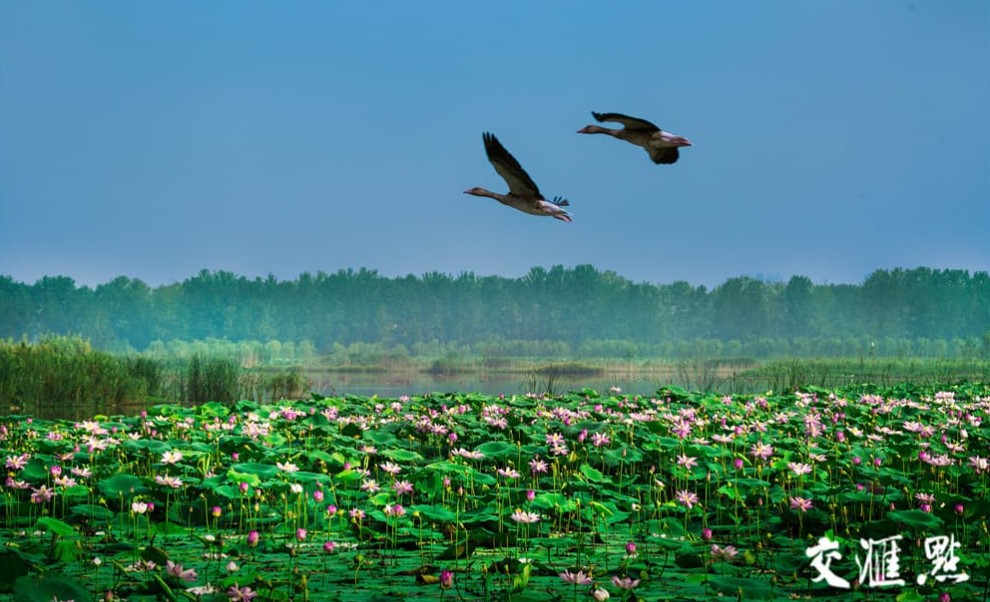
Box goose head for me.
[463,187,490,197]
[660,132,693,147]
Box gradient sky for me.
[1,1,987,289]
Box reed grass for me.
[0,337,311,412]
[0,336,159,408]
[728,356,990,392]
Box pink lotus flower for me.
[497,467,521,479]
[675,489,699,509]
[710,544,738,562]
[154,475,183,489]
[670,419,692,439]
[53,475,77,488]
[590,432,611,447]
[529,458,548,474]
[384,504,406,518]
[4,453,29,470]
[30,485,55,504]
[750,441,774,461]
[968,456,989,474]
[611,575,641,589]
[70,466,92,479]
[453,447,484,460]
[789,496,813,513]
[510,509,540,523]
[166,560,198,582]
[227,583,258,601]
[559,569,592,585]
[276,461,299,473]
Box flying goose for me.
[577,111,692,164]
[464,132,572,222]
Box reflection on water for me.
[309,371,667,399]
[12,370,676,422]
[7,399,193,423]
[15,365,766,422]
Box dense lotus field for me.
[1,384,989,602]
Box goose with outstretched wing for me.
[464,132,572,222]
[578,111,692,165]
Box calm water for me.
[13,370,686,422]
[13,366,762,421]
[309,371,669,399]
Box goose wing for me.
[650,147,680,165]
[483,132,541,197]
[592,111,660,133]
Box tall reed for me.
[0,335,164,407]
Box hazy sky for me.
[1,1,987,289]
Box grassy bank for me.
[3,336,987,413]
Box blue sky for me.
[1,1,987,288]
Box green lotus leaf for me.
[12,574,93,602]
[230,462,280,479]
[36,516,76,537]
[475,441,516,459]
[69,504,114,520]
[97,473,147,498]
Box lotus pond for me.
[1,384,989,601]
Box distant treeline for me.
[1,265,988,358]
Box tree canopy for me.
[1,266,987,358]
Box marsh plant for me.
[0,382,988,601]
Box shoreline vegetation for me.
[2,336,987,421]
